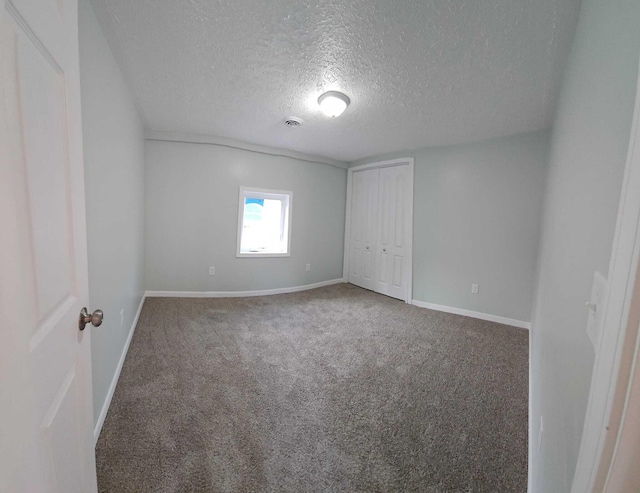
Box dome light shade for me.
[318,91,350,117]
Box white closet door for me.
[348,168,379,290]
[375,165,411,300]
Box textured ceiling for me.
[89,0,581,162]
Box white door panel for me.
[349,169,379,290]
[393,255,404,288]
[375,165,410,300]
[0,0,97,491]
[347,163,412,302]
[394,172,405,249]
[348,170,366,287]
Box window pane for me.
[241,197,284,253]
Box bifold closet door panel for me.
[348,168,379,290]
[375,165,410,300]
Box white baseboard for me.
[145,278,346,298]
[411,299,531,330]
[93,294,146,445]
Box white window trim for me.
[236,186,292,258]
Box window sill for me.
[236,252,291,258]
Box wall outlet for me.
[471,284,479,294]
[209,266,215,276]
[538,415,544,453]
[305,263,311,272]
[119,308,124,328]
[586,271,607,348]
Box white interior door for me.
[375,165,411,300]
[0,0,97,491]
[348,169,379,290]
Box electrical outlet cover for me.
[586,271,607,349]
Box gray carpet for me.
[96,283,528,492]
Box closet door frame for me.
[343,158,414,304]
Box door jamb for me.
[570,57,640,493]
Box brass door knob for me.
[79,307,104,331]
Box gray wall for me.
[351,130,549,323]
[145,140,347,292]
[529,0,640,490]
[79,0,146,428]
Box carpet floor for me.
[96,283,528,492]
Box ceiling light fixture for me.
[318,91,350,117]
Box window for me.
[237,187,292,257]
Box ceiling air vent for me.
[283,117,303,128]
